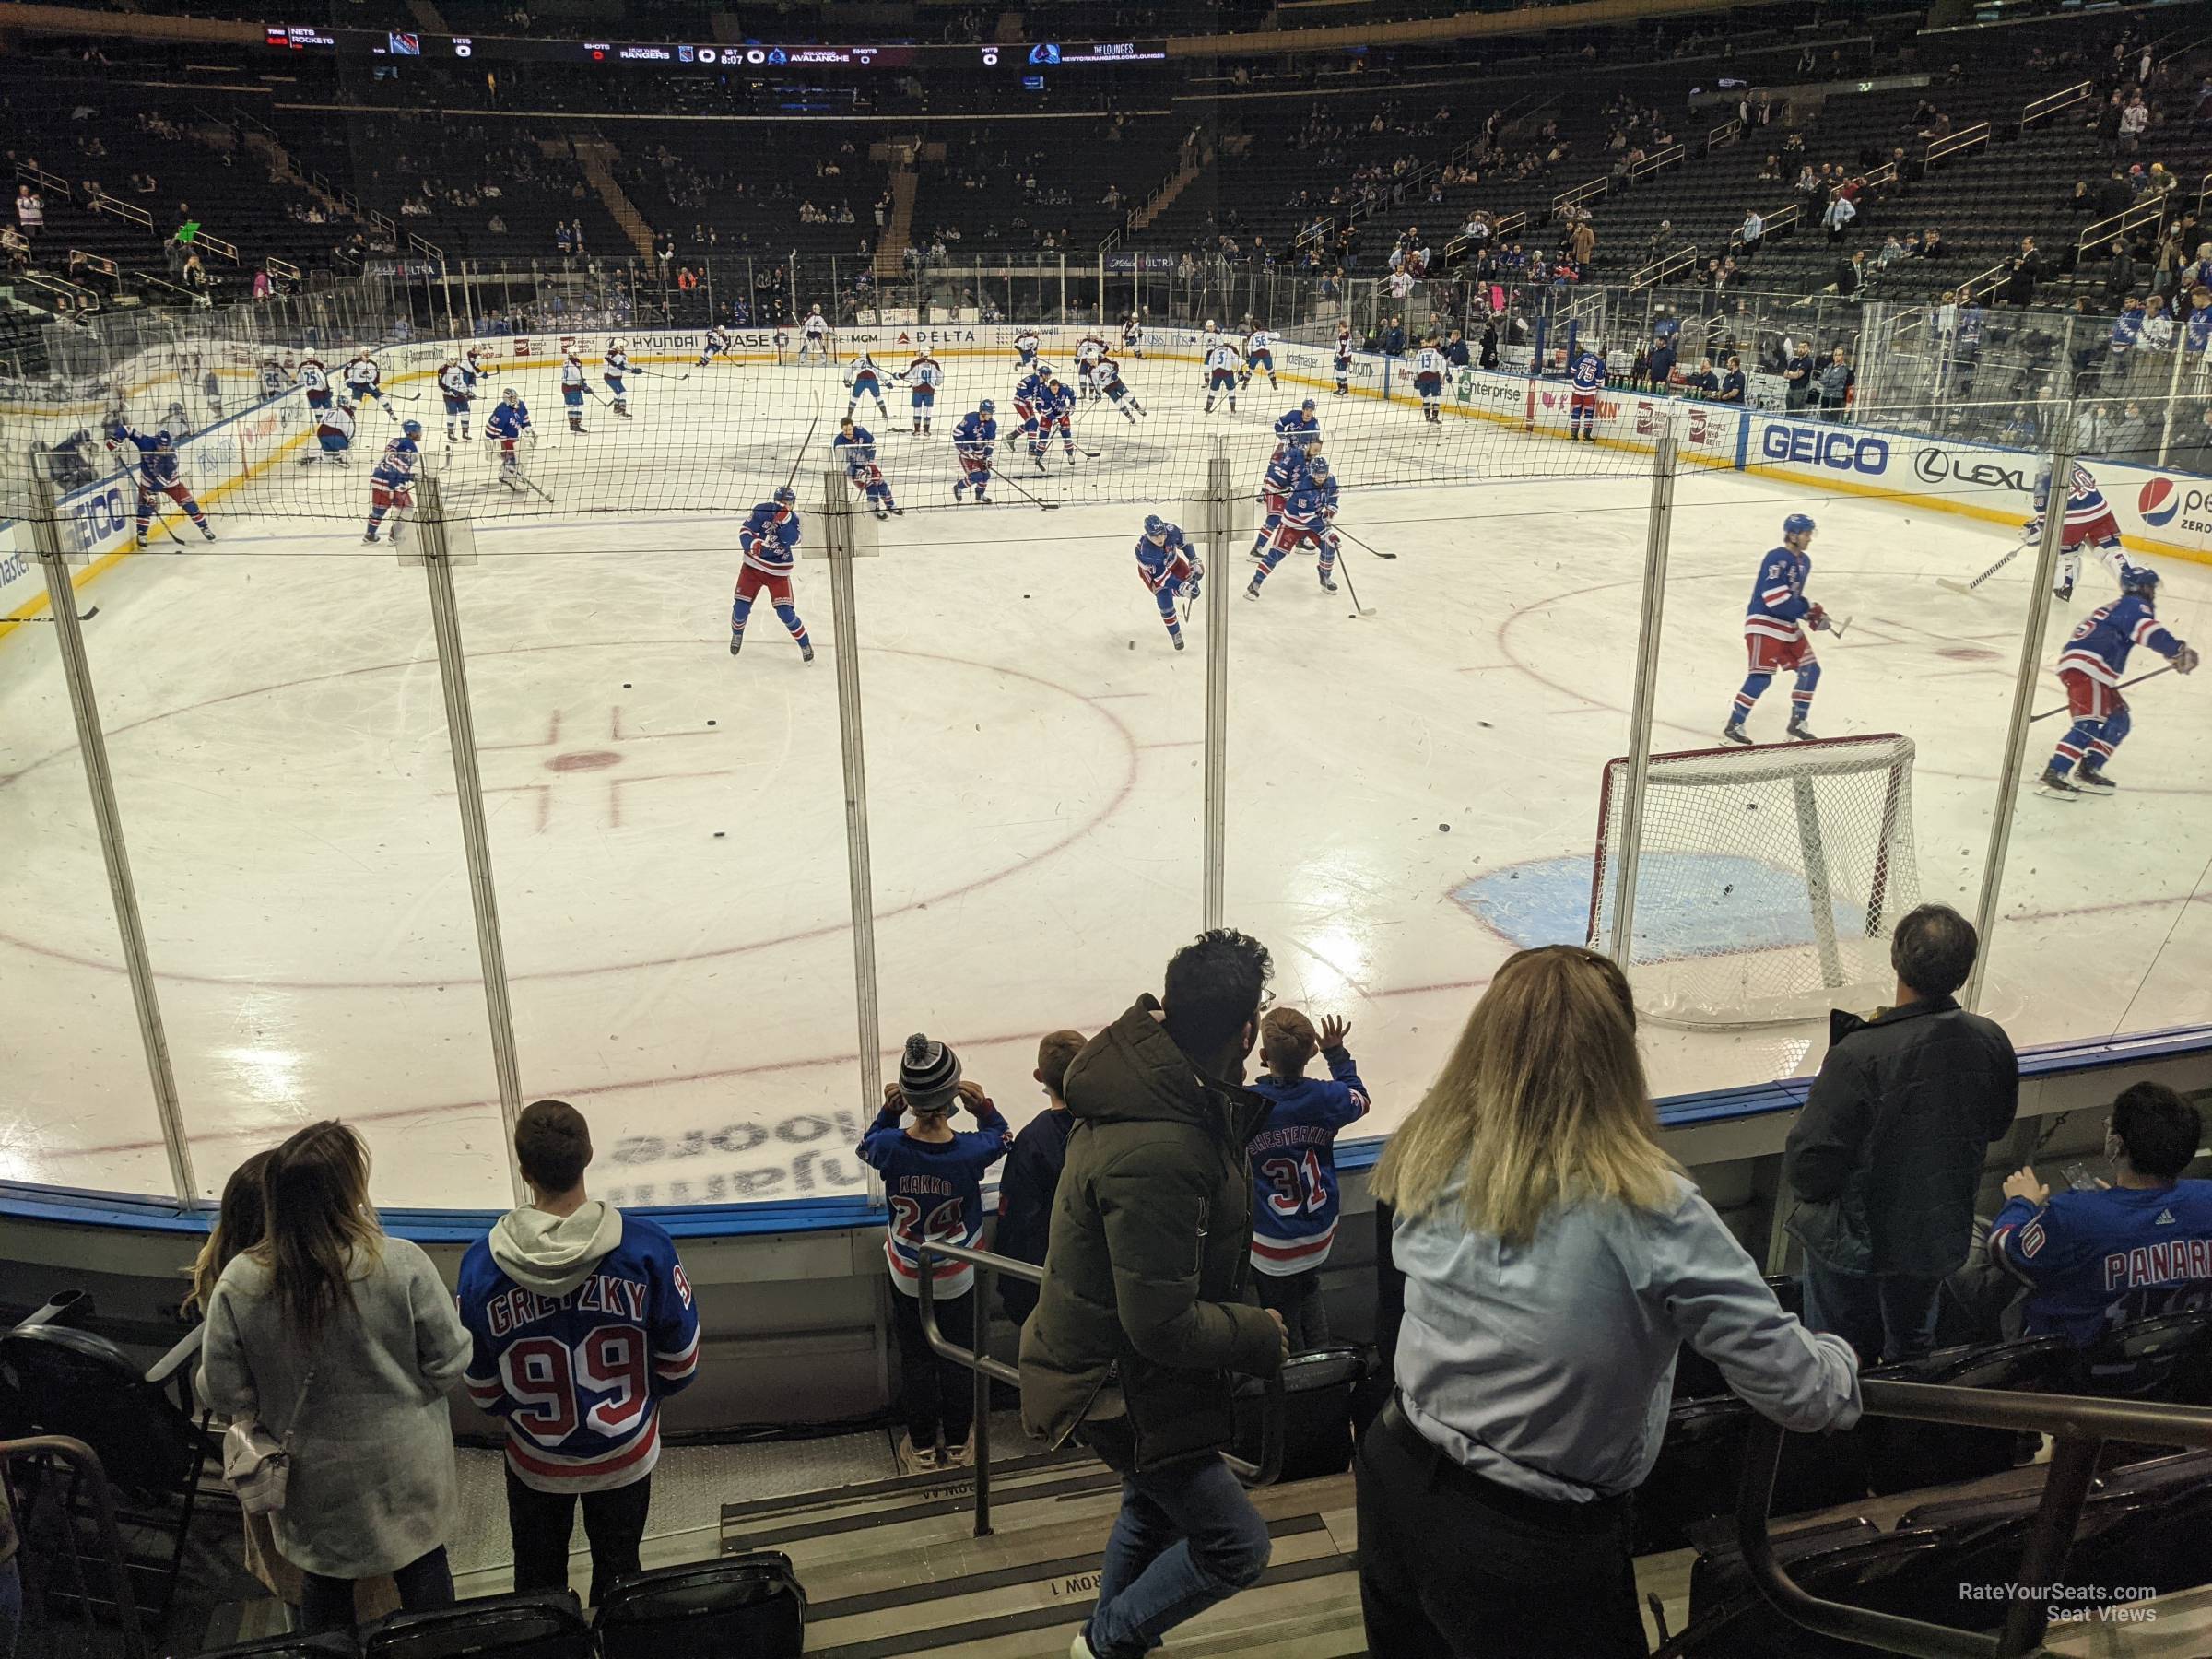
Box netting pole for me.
[26,459,196,1205]
[2156,337,2185,468]
[1964,417,2076,1014]
[822,465,886,1206]
[1202,441,1232,930]
[1605,430,1679,968]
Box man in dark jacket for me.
[1020,929,1288,1659]
[1784,903,2018,1363]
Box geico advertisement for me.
[1754,418,1892,477]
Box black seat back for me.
[1863,1335,2073,1494]
[0,1325,201,1502]
[594,1554,806,1659]
[362,1591,590,1659]
[2077,1312,2212,1402]
[180,1634,360,1659]
[1233,1344,1369,1481]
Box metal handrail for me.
[1628,141,1688,184]
[1739,1379,2212,1658]
[1551,175,1609,216]
[87,193,154,231]
[2077,194,2169,261]
[1706,118,1744,155]
[1630,245,1699,291]
[2020,79,2094,134]
[1925,121,1992,166]
[1,1435,150,1659]
[915,1238,1284,1538]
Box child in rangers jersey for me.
[799,305,830,364]
[1203,341,1242,414]
[2038,565,2197,797]
[1029,377,1077,469]
[856,1034,1012,1472]
[1136,513,1205,651]
[696,324,734,369]
[361,421,422,545]
[1246,457,1341,599]
[484,389,534,487]
[298,355,332,414]
[1013,328,1041,368]
[108,421,215,546]
[731,487,813,662]
[1245,1009,1370,1351]
[603,338,632,420]
[843,350,889,422]
[456,1100,700,1605]
[437,359,473,442]
[559,347,589,433]
[300,398,357,465]
[1121,314,1144,358]
[1241,324,1279,391]
[2029,462,2136,602]
[1723,513,1830,745]
[834,417,902,518]
[906,352,944,435]
[1333,324,1354,396]
[1410,337,1448,423]
[1567,347,1606,441]
[951,400,996,502]
[1250,433,1315,561]
[343,352,390,416]
[1089,357,1145,421]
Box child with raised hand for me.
[1247,1010,1371,1353]
[857,1033,1013,1473]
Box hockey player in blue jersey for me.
[1989,1081,2212,1345]
[108,420,215,546]
[834,417,901,519]
[1246,456,1340,599]
[1246,1009,1370,1350]
[2038,565,2196,797]
[856,1034,1012,1471]
[1012,362,1053,441]
[484,388,534,488]
[732,486,812,662]
[456,1100,700,1603]
[1723,514,1830,745]
[1135,514,1205,651]
[2028,461,2134,602]
[843,349,889,423]
[1273,399,1322,451]
[361,420,422,545]
[1250,432,1314,561]
[1567,346,1606,441]
[951,401,996,503]
[603,338,632,420]
[1029,375,1076,470]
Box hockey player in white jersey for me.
[437,359,473,443]
[604,338,632,420]
[1203,340,1242,415]
[696,324,735,369]
[1076,332,1109,398]
[906,351,944,435]
[559,347,590,433]
[343,350,392,418]
[1014,328,1041,368]
[1241,324,1279,392]
[1410,337,1449,424]
[843,349,890,421]
[799,304,830,364]
[1121,313,1145,359]
[1089,357,1146,421]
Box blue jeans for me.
[300,1545,453,1635]
[1801,1260,1943,1365]
[1085,1452,1272,1656]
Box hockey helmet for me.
[2121,563,2160,596]
[565,346,581,359]
[773,486,797,506]
[401,419,423,438]
[1783,512,1817,541]
[979,399,995,415]
[1308,456,1331,478]
[1205,318,1217,330]
[610,337,627,352]
[153,429,174,450]
[1301,398,1317,412]
[337,396,356,413]
[1143,513,1169,538]
[501,388,520,406]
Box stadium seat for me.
[592,1554,806,1659]
[1860,1335,2074,1494]
[184,1634,360,1659]
[2075,1311,2212,1402]
[360,1591,591,1659]
[1232,1344,1370,1481]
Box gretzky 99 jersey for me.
[1247,1047,1371,1275]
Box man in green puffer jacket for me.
[1018,928,1289,1659]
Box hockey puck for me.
[623,682,632,688]
[1439,823,1451,832]
[1128,640,1136,649]
[714,831,725,839]
[707,719,716,726]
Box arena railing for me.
[2019,78,2094,135]
[1739,1382,2212,1657]
[1924,121,1993,168]
[1,1435,149,1659]
[915,1240,1285,1536]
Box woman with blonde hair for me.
[197,1122,471,1635]
[1356,947,1860,1657]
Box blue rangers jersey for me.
[109,424,182,490]
[833,425,878,474]
[1037,381,1075,420]
[1991,1182,2212,1346]
[485,398,533,441]
[1745,546,1812,643]
[456,1211,700,1492]
[2031,462,2114,533]
[1262,446,1309,498]
[952,410,996,457]
[740,500,801,575]
[370,434,419,488]
[855,1101,1012,1297]
[2056,594,2187,686]
[1274,407,1321,446]
[1280,476,1339,538]
[1014,370,1052,413]
[1136,523,1197,591]
[1571,352,1606,393]
[1247,1048,1371,1275]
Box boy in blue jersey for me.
[1246,1010,1371,1351]
[1991,1082,2212,1345]
[857,1033,1012,1473]
[457,1100,700,1606]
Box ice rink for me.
[5,355,2209,1209]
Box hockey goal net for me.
[1586,734,1921,1029]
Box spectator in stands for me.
[1782,338,1815,410]
[456,1100,699,1606]
[1570,217,1595,271]
[2121,90,2150,153]
[1822,189,1856,244]
[0,225,24,272]
[1358,946,1861,1657]
[1717,353,1747,404]
[994,1030,1085,1328]
[2002,237,2043,306]
[1245,1009,1370,1351]
[1783,904,2018,1364]
[1021,929,1288,1659]
[2137,292,2177,383]
[196,1122,472,1634]
[1836,251,1865,300]
[1647,328,1677,392]
[2109,293,2147,385]
[2107,238,2140,300]
[1739,208,1764,255]
[1991,1083,2211,1345]
[13,184,41,240]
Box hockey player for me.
[1247,457,1341,599]
[799,304,830,365]
[906,350,944,435]
[300,397,357,465]
[108,421,215,546]
[1723,513,1829,745]
[1333,324,1354,397]
[1013,328,1041,368]
[1273,398,1322,453]
[1411,336,1448,424]
[1202,319,1223,359]
[1251,432,1314,561]
[2038,566,2196,797]
[951,400,997,503]
[1203,338,1242,415]
[1567,346,1606,442]
[362,420,422,545]
[1241,323,1279,392]
[462,345,491,400]
[1029,376,1077,469]
[1245,1009,1371,1348]
[1012,360,1053,437]
[1075,331,1109,396]
[437,358,473,443]
[731,486,814,662]
[1135,513,1205,651]
[834,417,902,519]
[298,354,332,415]
[843,348,890,423]
[342,349,390,417]
[1121,313,1145,359]
[1089,356,1145,421]
[696,324,734,369]
[2029,461,2136,602]
[604,338,632,420]
[559,347,590,434]
[483,389,535,488]
[258,358,288,400]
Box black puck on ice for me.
[623,682,632,688]
[1439,822,1451,832]
[714,831,725,838]
[707,719,716,726]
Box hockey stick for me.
[988,464,1060,511]
[518,471,557,506]
[1333,525,1398,560]
[16,605,100,623]
[632,367,689,382]
[2030,664,2179,723]
[1818,613,1853,641]
[782,402,824,497]
[1937,537,2031,596]
[1335,540,1374,619]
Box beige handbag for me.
[221,1365,315,1516]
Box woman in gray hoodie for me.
[198,1122,471,1634]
